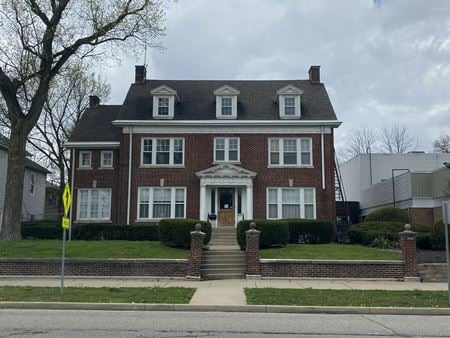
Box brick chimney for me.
[89,95,100,107]
[135,65,147,84]
[308,66,320,84]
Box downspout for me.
[321,127,325,190]
[126,128,133,225]
[68,148,75,241]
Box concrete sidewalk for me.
[0,276,448,306]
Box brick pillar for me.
[246,222,261,279]
[186,223,205,280]
[399,224,419,282]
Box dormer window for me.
[151,85,179,119]
[275,85,303,119]
[214,85,240,119]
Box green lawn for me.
[0,240,187,259]
[0,286,195,304]
[260,244,401,260]
[245,288,449,308]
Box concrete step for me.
[202,273,245,280]
[202,268,246,275]
[204,251,244,256]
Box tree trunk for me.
[0,127,28,240]
[58,161,65,216]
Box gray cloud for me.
[104,0,450,153]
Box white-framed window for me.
[100,151,113,168]
[214,138,240,162]
[150,85,178,119]
[266,187,316,219]
[268,138,312,166]
[221,97,233,116]
[77,188,111,221]
[284,96,296,115]
[157,96,170,116]
[137,187,186,220]
[216,96,238,119]
[141,138,184,166]
[79,151,92,168]
[30,174,35,195]
[279,94,301,119]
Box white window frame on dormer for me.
[276,85,303,119]
[151,85,179,119]
[214,85,240,119]
[214,137,240,163]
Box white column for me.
[199,184,207,221]
[246,184,253,220]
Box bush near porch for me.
[236,220,289,249]
[285,218,334,244]
[158,219,211,249]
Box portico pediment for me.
[196,163,256,178]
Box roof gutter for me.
[64,141,120,149]
[111,120,342,128]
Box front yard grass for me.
[260,244,401,260]
[245,288,449,308]
[0,240,187,259]
[0,286,195,304]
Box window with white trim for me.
[267,188,316,219]
[77,189,111,220]
[30,174,35,194]
[214,138,240,162]
[79,151,92,168]
[100,151,113,168]
[284,96,296,115]
[221,97,232,116]
[138,187,186,220]
[268,138,312,166]
[157,97,169,116]
[141,138,184,166]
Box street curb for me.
[1,302,449,315]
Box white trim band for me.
[65,142,120,149]
[112,119,342,127]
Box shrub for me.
[236,219,289,250]
[284,218,334,244]
[370,236,400,250]
[364,207,409,223]
[158,218,211,249]
[348,221,405,246]
[21,220,62,239]
[73,223,158,241]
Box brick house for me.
[66,66,341,227]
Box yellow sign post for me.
[60,183,72,296]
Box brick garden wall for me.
[260,259,405,279]
[0,258,187,277]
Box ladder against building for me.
[334,154,351,243]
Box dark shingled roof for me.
[116,80,337,121]
[68,105,122,142]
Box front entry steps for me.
[202,226,246,280]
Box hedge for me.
[236,219,289,250]
[284,218,334,244]
[21,220,62,239]
[73,223,158,241]
[364,207,409,223]
[158,218,211,249]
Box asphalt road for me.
[0,310,449,337]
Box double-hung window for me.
[79,151,92,168]
[101,151,113,168]
[157,97,169,116]
[284,97,296,115]
[141,138,184,166]
[267,188,316,219]
[221,97,233,116]
[268,138,312,166]
[30,174,35,194]
[138,187,186,220]
[214,138,240,162]
[77,189,111,221]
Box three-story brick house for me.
[66,65,341,227]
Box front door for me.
[218,188,234,225]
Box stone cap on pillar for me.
[246,222,261,235]
[190,223,205,236]
[399,224,416,237]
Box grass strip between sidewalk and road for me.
[0,240,187,259]
[0,286,195,304]
[260,244,401,260]
[245,288,449,308]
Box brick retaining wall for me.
[0,258,187,277]
[260,259,405,279]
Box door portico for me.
[196,164,256,226]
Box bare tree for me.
[344,124,378,158]
[0,1,166,240]
[380,124,415,154]
[433,135,450,153]
[28,61,111,215]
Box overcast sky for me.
[103,0,450,156]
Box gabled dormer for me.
[214,85,240,119]
[150,85,179,119]
[275,85,303,119]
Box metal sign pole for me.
[60,182,72,298]
[60,228,66,297]
[442,201,450,306]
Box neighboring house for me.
[66,65,341,227]
[0,134,50,229]
[339,153,450,224]
[45,182,61,220]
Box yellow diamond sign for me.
[62,183,72,217]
